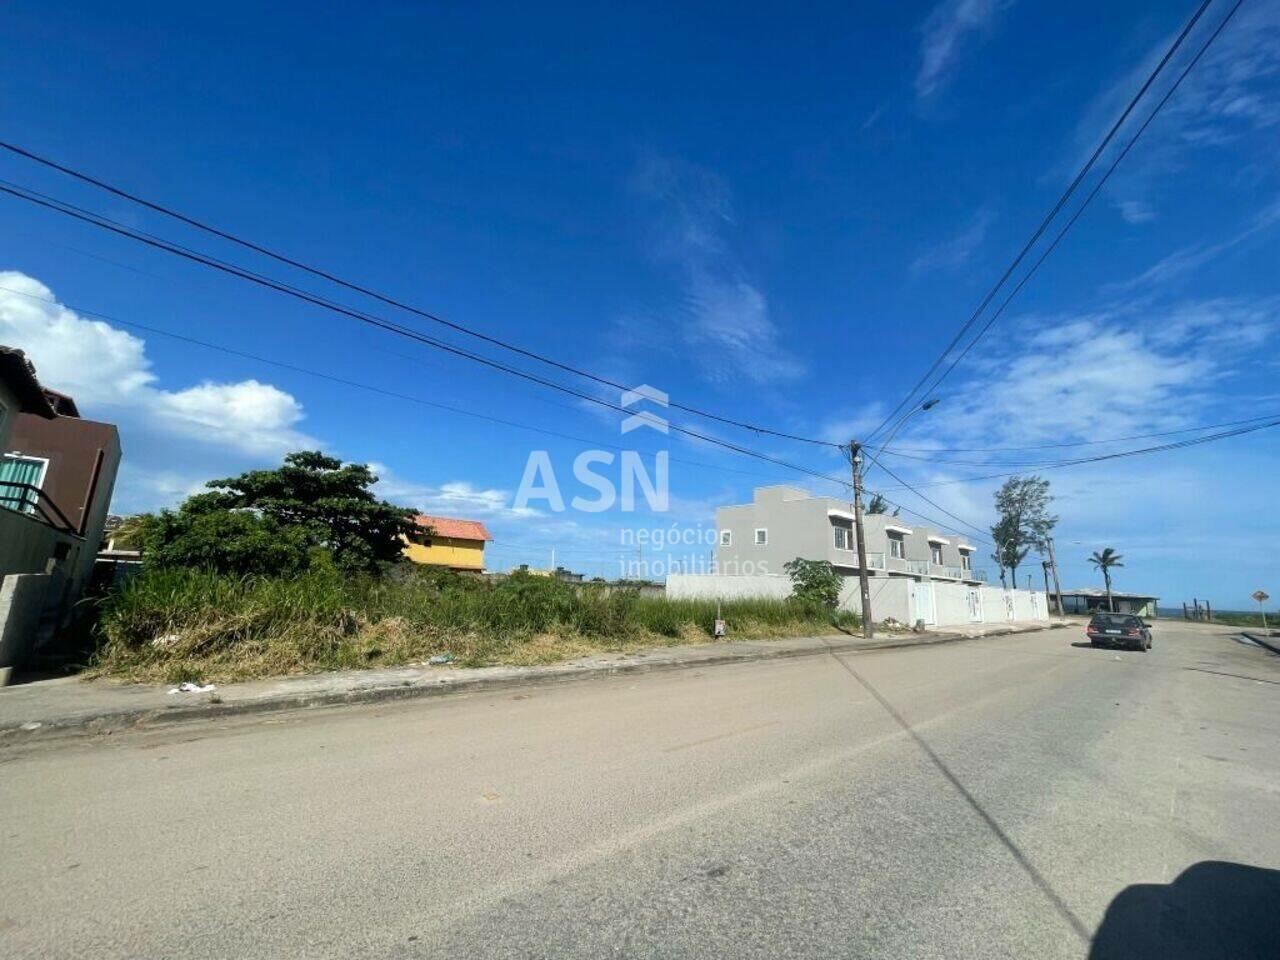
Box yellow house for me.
[403,514,493,571]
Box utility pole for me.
[1041,560,1052,600]
[849,441,874,639]
[1045,537,1064,616]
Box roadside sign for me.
[1254,590,1270,604]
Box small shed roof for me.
[1061,588,1159,600]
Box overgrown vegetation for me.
[93,565,860,683]
[127,451,418,575]
[784,558,843,610]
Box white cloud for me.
[631,155,804,386]
[1107,195,1280,293]
[911,208,994,273]
[0,272,155,405]
[835,296,1278,455]
[1070,4,1280,209]
[1115,199,1156,224]
[916,0,1014,101]
[154,380,309,456]
[681,271,804,384]
[0,271,314,455]
[368,464,541,520]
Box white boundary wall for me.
[665,573,1048,628]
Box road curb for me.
[0,622,1067,744]
[1241,632,1280,655]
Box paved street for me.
[2,620,1277,958]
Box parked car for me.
[1086,613,1152,651]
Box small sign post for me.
[1253,590,1270,633]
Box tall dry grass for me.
[93,564,858,682]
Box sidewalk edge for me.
[1,622,1067,744]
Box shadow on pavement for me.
[826,651,1092,945]
[1090,861,1280,959]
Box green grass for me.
[91,565,859,683]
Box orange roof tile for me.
[412,514,493,542]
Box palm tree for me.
[1088,548,1124,612]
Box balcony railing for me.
[967,569,988,582]
[866,551,885,570]
[906,559,930,575]
[931,563,964,580]
[0,481,79,534]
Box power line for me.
[0,139,840,450]
[860,448,991,543]
[1,272,990,540]
[880,411,1280,455]
[880,416,1280,492]
[0,282,844,492]
[865,0,1215,444]
[919,0,1247,401]
[0,178,853,486]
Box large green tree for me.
[144,451,419,575]
[991,475,1056,589]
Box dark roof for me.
[0,347,56,418]
[42,388,80,417]
[412,514,494,542]
[1061,588,1159,600]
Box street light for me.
[870,398,940,472]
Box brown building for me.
[1,346,121,677]
[6,390,121,544]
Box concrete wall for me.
[0,507,81,576]
[668,573,794,602]
[1,509,86,672]
[9,412,121,598]
[0,572,52,672]
[666,573,1047,628]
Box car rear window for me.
[1090,614,1139,627]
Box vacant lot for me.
[92,565,857,682]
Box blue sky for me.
[1,1,1278,607]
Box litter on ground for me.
[167,682,216,695]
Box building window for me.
[960,551,971,571]
[754,528,768,546]
[832,525,853,551]
[930,543,943,565]
[889,534,905,559]
[719,530,732,546]
[0,453,47,514]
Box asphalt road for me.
[2,620,1277,958]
